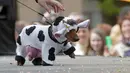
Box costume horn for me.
[77,19,90,28]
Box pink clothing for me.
[26,46,41,61]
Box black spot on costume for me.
[37,30,45,41]
[48,47,55,61]
[26,26,36,36]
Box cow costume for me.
[15,16,90,66]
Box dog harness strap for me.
[63,40,68,46]
[48,26,66,44]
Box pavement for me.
[0,55,130,73]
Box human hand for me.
[37,0,65,13]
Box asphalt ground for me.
[0,55,130,73]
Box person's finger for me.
[52,4,63,13]
[38,0,65,13]
[52,5,56,13]
[50,0,65,11]
[56,2,65,11]
[54,5,58,13]
[56,6,59,13]
[52,5,60,13]
[39,2,51,13]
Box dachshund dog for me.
[15,16,89,66]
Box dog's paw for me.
[32,57,42,66]
[43,61,53,66]
[17,61,24,66]
[69,53,75,59]
[15,56,25,66]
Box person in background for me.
[74,26,90,55]
[35,0,65,13]
[96,23,112,53]
[110,17,130,57]
[110,24,122,45]
[110,6,130,45]
[87,28,109,56]
[96,23,112,36]
[68,12,90,56]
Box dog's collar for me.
[48,26,67,44]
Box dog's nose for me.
[74,36,79,42]
[75,38,79,41]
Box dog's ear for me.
[54,28,66,38]
[53,16,64,26]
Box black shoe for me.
[15,56,25,66]
[32,57,42,66]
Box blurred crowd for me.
[15,6,130,58]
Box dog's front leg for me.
[64,46,76,59]
[63,42,76,59]
[68,52,75,59]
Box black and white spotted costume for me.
[15,16,90,66]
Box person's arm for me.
[109,46,119,56]
[35,0,64,13]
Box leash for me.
[17,0,53,25]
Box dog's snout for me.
[74,36,79,42]
[66,29,80,42]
